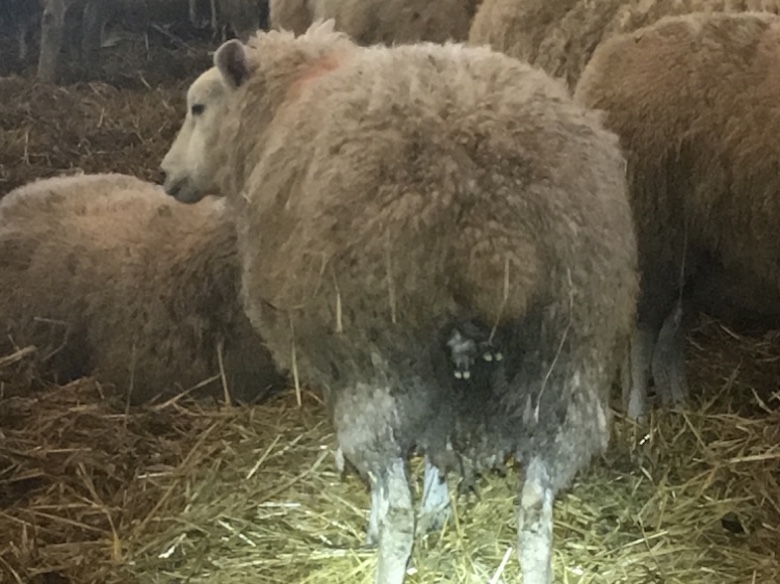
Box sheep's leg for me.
[373,458,415,584]
[626,325,656,421]
[367,478,383,547]
[651,297,689,407]
[417,456,451,535]
[517,456,554,584]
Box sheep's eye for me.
[191,104,205,116]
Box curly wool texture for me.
[469,0,780,90]
[209,26,638,492]
[575,11,780,332]
[0,173,285,404]
[270,0,480,44]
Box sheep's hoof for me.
[479,341,503,364]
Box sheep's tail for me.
[447,233,542,332]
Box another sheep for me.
[311,0,480,44]
[574,11,780,419]
[268,0,313,35]
[0,172,286,405]
[161,23,638,583]
[468,0,780,90]
[270,0,479,44]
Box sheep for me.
[468,0,780,91]
[160,22,638,583]
[268,0,312,35]
[0,172,287,405]
[574,10,780,419]
[269,0,480,44]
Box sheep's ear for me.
[215,39,250,89]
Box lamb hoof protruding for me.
[448,329,478,380]
[480,342,503,364]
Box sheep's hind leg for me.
[372,457,415,584]
[417,456,451,536]
[517,456,554,584]
[627,324,656,421]
[651,297,689,408]
[367,479,383,547]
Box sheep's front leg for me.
[651,298,689,407]
[626,324,656,421]
[372,458,415,584]
[417,456,451,535]
[517,456,554,584]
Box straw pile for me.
[0,21,778,584]
[1,313,778,584]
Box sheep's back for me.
[239,42,637,376]
[575,11,780,289]
[0,174,248,400]
[469,0,780,90]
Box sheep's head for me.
[160,39,252,204]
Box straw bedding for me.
[1,319,778,583]
[0,20,778,584]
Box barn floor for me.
[0,22,778,584]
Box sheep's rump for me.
[230,35,638,484]
[574,11,780,331]
[469,0,780,90]
[0,173,286,404]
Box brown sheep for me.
[160,22,638,583]
[574,11,780,419]
[270,0,480,44]
[268,0,314,35]
[0,172,287,405]
[468,0,780,90]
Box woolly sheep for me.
[268,0,312,35]
[574,11,780,419]
[160,23,638,584]
[468,0,780,90]
[0,172,286,405]
[270,0,479,44]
